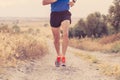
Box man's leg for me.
[61,20,70,56]
[51,27,61,67]
[51,27,60,56]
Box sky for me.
[0,0,113,18]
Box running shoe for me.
[61,56,66,66]
[55,56,61,67]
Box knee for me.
[63,32,68,38]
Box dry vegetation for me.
[98,61,120,80]
[99,33,120,44]
[99,63,120,77]
[69,33,120,53]
[74,51,120,79]
[0,33,48,67]
[70,33,120,79]
[75,52,99,64]
[0,20,50,68]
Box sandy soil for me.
[0,39,116,80]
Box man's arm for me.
[42,0,57,5]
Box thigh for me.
[61,20,70,34]
[60,11,71,33]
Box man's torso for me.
[51,0,70,12]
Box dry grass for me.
[70,34,120,78]
[0,20,53,67]
[69,33,120,53]
[75,52,99,64]
[0,32,48,67]
[98,63,120,79]
[75,51,120,79]
[69,38,113,52]
[99,33,120,44]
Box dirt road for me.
[0,39,116,80]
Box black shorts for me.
[50,10,71,28]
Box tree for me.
[86,12,101,37]
[75,19,87,38]
[69,27,74,38]
[69,12,108,38]
[109,0,120,33]
[86,12,108,37]
[69,18,87,38]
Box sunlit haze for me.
[0,0,113,18]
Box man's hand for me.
[69,1,75,7]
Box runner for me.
[43,0,76,67]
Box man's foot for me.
[61,56,66,67]
[55,56,61,67]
